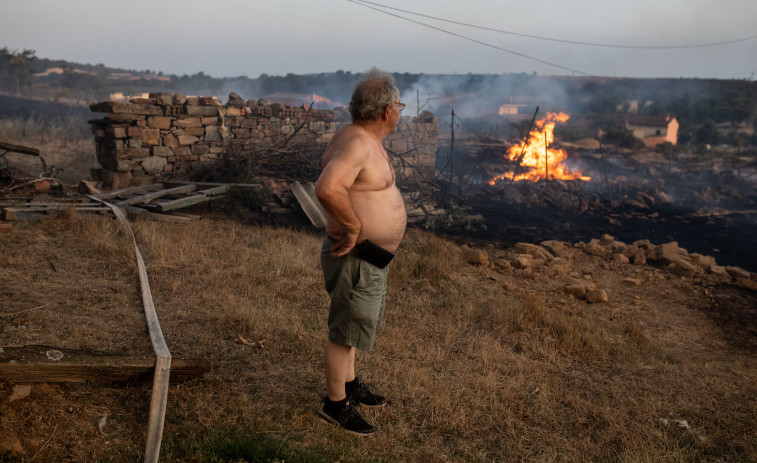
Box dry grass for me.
[0,117,96,184]
[1,214,756,462]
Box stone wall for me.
[89,92,437,190]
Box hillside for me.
[1,210,755,462]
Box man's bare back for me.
[316,124,407,254]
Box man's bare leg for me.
[324,340,353,401]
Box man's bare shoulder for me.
[323,125,372,166]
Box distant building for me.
[626,114,679,147]
[606,114,679,147]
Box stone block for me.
[226,106,243,116]
[149,92,173,106]
[184,126,205,136]
[106,126,128,138]
[202,117,219,126]
[141,156,167,174]
[178,134,199,145]
[141,128,161,145]
[152,146,173,157]
[171,146,191,156]
[127,126,143,137]
[233,128,251,138]
[114,147,148,159]
[148,116,172,129]
[185,105,220,117]
[163,133,178,147]
[90,101,162,115]
[205,126,221,141]
[191,144,209,155]
[173,117,203,127]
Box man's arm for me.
[315,134,370,257]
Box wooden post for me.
[512,106,539,182]
[544,132,549,193]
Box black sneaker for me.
[346,378,387,407]
[318,398,375,436]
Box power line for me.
[352,0,757,49]
[347,0,593,77]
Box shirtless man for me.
[314,68,407,436]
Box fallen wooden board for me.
[118,184,197,206]
[0,345,211,383]
[0,140,40,156]
[154,185,230,212]
[93,183,165,201]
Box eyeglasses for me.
[394,101,405,112]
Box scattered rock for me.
[493,259,511,272]
[599,234,615,246]
[736,278,757,292]
[565,283,587,299]
[462,246,489,266]
[612,253,629,264]
[512,254,533,269]
[726,266,751,280]
[631,249,647,265]
[77,179,100,194]
[623,277,643,286]
[583,242,610,257]
[9,384,31,402]
[707,264,730,278]
[0,431,25,457]
[670,260,697,278]
[586,289,609,303]
[648,241,682,265]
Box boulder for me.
[631,249,647,265]
[512,254,532,269]
[583,242,610,257]
[670,260,697,278]
[462,246,489,266]
[565,283,587,299]
[612,253,629,264]
[726,266,751,280]
[623,277,642,286]
[586,289,609,303]
[736,278,757,292]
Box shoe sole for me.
[318,405,375,437]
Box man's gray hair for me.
[349,67,399,122]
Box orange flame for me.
[489,112,590,184]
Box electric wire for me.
[352,0,757,49]
[347,0,593,77]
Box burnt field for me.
[438,146,757,272]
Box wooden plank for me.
[0,140,40,156]
[118,184,197,206]
[155,185,230,212]
[93,183,165,200]
[0,345,210,383]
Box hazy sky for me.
[1,0,755,79]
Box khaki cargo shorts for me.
[321,235,389,351]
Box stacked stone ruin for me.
[88,92,438,190]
